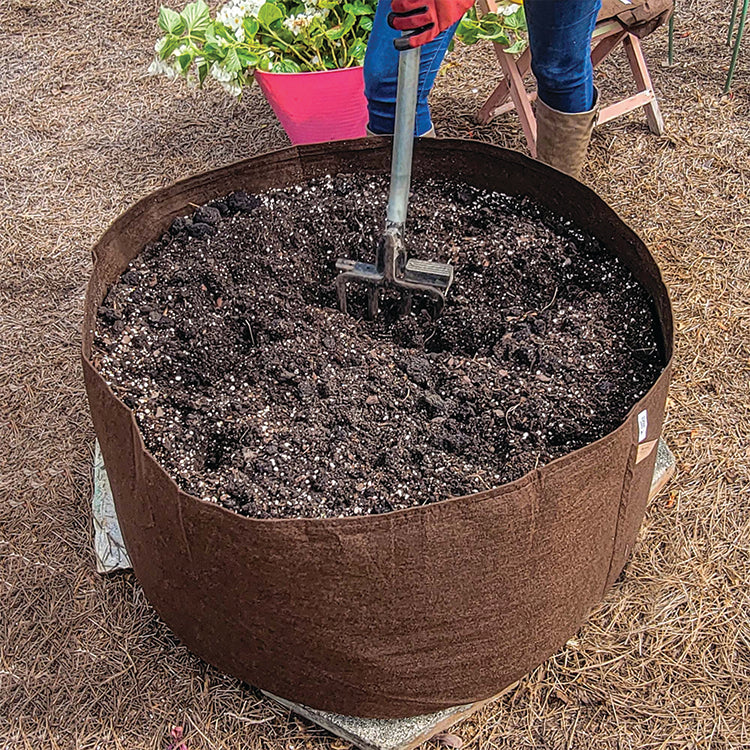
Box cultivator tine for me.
[335,258,383,316]
[367,286,380,320]
[399,291,413,316]
[336,275,349,315]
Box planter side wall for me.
[82,139,673,719]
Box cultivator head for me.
[335,227,453,318]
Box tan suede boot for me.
[535,90,599,179]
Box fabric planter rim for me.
[82,382,667,528]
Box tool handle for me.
[386,42,420,230]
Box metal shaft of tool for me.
[386,43,420,231]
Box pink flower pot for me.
[255,66,368,145]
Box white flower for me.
[148,58,178,80]
[498,1,523,16]
[235,26,245,42]
[281,7,328,36]
[154,37,167,54]
[210,61,234,82]
[243,0,264,16]
[217,0,264,26]
[303,0,329,12]
[217,10,242,31]
[282,14,307,36]
[219,80,242,96]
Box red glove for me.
[388,0,475,50]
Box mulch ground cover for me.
[94,175,661,518]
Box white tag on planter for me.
[638,410,648,443]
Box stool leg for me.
[623,34,665,135]
[499,50,538,155]
[477,48,532,125]
[725,0,748,92]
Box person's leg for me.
[364,0,460,136]
[524,0,602,113]
[525,0,602,178]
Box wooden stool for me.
[476,0,673,157]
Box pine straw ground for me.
[0,0,748,748]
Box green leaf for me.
[478,29,510,45]
[326,13,356,40]
[237,50,260,68]
[504,37,527,54]
[476,19,500,36]
[201,43,222,59]
[504,10,526,30]
[455,25,480,45]
[307,32,325,50]
[223,47,242,73]
[274,58,301,73]
[180,0,210,35]
[158,6,184,34]
[243,16,259,38]
[344,3,372,16]
[159,35,183,59]
[257,2,283,27]
[175,51,194,73]
[349,37,366,60]
[358,16,373,32]
[342,13,357,34]
[198,60,209,85]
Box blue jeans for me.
[363,0,602,134]
[364,0,460,136]
[525,0,601,113]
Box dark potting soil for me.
[93,174,663,519]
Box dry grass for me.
[1,0,748,748]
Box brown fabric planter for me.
[82,139,673,719]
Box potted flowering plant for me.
[148,1,526,144]
[149,0,376,144]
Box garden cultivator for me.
[335,43,454,318]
